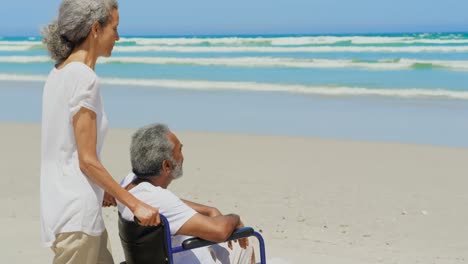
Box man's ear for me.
[162,160,172,173]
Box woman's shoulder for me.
[55,62,97,81]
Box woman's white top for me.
[40,62,108,247]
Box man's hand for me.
[228,220,249,249]
[132,201,160,226]
[102,191,117,207]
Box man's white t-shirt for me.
[118,173,216,264]
[40,62,108,247]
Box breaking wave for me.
[1,73,467,100]
[1,56,468,71]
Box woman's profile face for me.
[96,8,120,57]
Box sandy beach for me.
[1,122,467,263]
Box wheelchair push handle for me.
[133,215,164,227]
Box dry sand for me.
[1,123,467,263]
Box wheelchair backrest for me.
[118,213,171,264]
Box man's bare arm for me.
[177,213,240,243]
[181,199,221,217]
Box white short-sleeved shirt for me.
[118,173,216,264]
[40,62,108,247]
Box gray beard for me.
[172,160,183,180]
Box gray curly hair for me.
[130,124,176,178]
[41,0,119,64]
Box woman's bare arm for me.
[73,107,160,226]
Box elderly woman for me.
[40,0,159,263]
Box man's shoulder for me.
[131,182,180,205]
[118,182,183,218]
[135,182,166,194]
[120,173,136,187]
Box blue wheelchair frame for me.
[119,214,267,264]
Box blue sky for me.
[1,0,467,36]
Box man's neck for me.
[126,175,170,191]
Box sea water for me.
[0,33,467,147]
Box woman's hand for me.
[132,201,160,226]
[102,191,117,207]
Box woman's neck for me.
[57,39,98,70]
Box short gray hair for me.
[41,0,119,64]
[131,124,175,178]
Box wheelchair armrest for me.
[181,227,254,250]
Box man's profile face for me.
[168,132,184,179]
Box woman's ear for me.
[91,21,100,38]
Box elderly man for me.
[117,123,255,264]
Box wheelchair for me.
[118,213,267,264]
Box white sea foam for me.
[10,43,468,53]
[0,45,35,51]
[2,56,468,71]
[118,36,468,46]
[118,37,264,46]
[1,36,468,51]
[0,56,51,63]
[1,73,467,100]
[113,45,468,53]
[270,36,411,45]
[100,57,468,71]
[0,41,42,46]
[2,37,468,53]
[270,36,468,45]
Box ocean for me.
[0,33,467,147]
